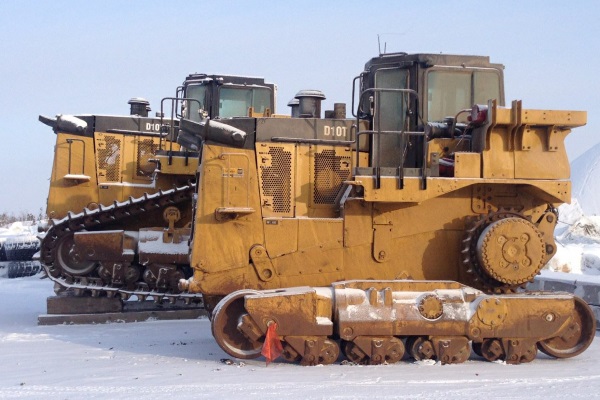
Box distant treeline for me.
[0,209,46,227]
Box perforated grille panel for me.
[260,146,292,213]
[97,135,121,182]
[136,138,158,178]
[313,149,351,205]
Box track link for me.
[38,184,203,304]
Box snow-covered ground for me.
[0,275,599,400]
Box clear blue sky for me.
[1,0,598,214]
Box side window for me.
[374,68,409,131]
[252,88,271,114]
[371,68,410,167]
[184,84,207,122]
[427,71,471,122]
[427,69,502,122]
[473,71,500,105]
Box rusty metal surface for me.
[211,280,596,365]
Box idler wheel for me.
[407,336,436,361]
[538,297,597,359]
[55,234,97,276]
[211,290,263,359]
[476,217,546,285]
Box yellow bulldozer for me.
[38,52,595,365]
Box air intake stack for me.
[295,90,326,118]
[128,97,150,117]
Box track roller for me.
[284,336,339,366]
[343,337,404,365]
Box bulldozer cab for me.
[355,53,504,175]
[180,74,275,121]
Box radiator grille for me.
[97,135,121,182]
[260,146,292,213]
[136,138,158,178]
[313,149,351,205]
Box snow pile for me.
[571,141,600,217]
[0,220,38,237]
[0,221,41,278]
[547,215,600,275]
[544,142,600,276]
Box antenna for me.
[377,34,388,56]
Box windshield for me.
[219,86,272,118]
[427,69,500,122]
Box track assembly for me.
[211,280,597,365]
[38,184,203,304]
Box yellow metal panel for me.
[343,199,373,248]
[297,218,343,251]
[46,133,98,219]
[520,109,586,127]
[272,218,343,281]
[372,194,471,239]
[98,185,123,207]
[358,175,570,205]
[482,126,514,178]
[190,144,264,283]
[454,152,481,178]
[274,246,343,280]
[264,218,298,257]
[514,126,570,179]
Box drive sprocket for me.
[462,210,545,293]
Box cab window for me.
[427,69,500,122]
[219,86,272,118]
[184,83,208,122]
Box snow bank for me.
[571,141,600,217]
[0,221,38,237]
[545,142,600,276]
[546,211,600,275]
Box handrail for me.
[160,97,201,161]
[354,88,420,189]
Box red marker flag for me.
[261,322,283,366]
